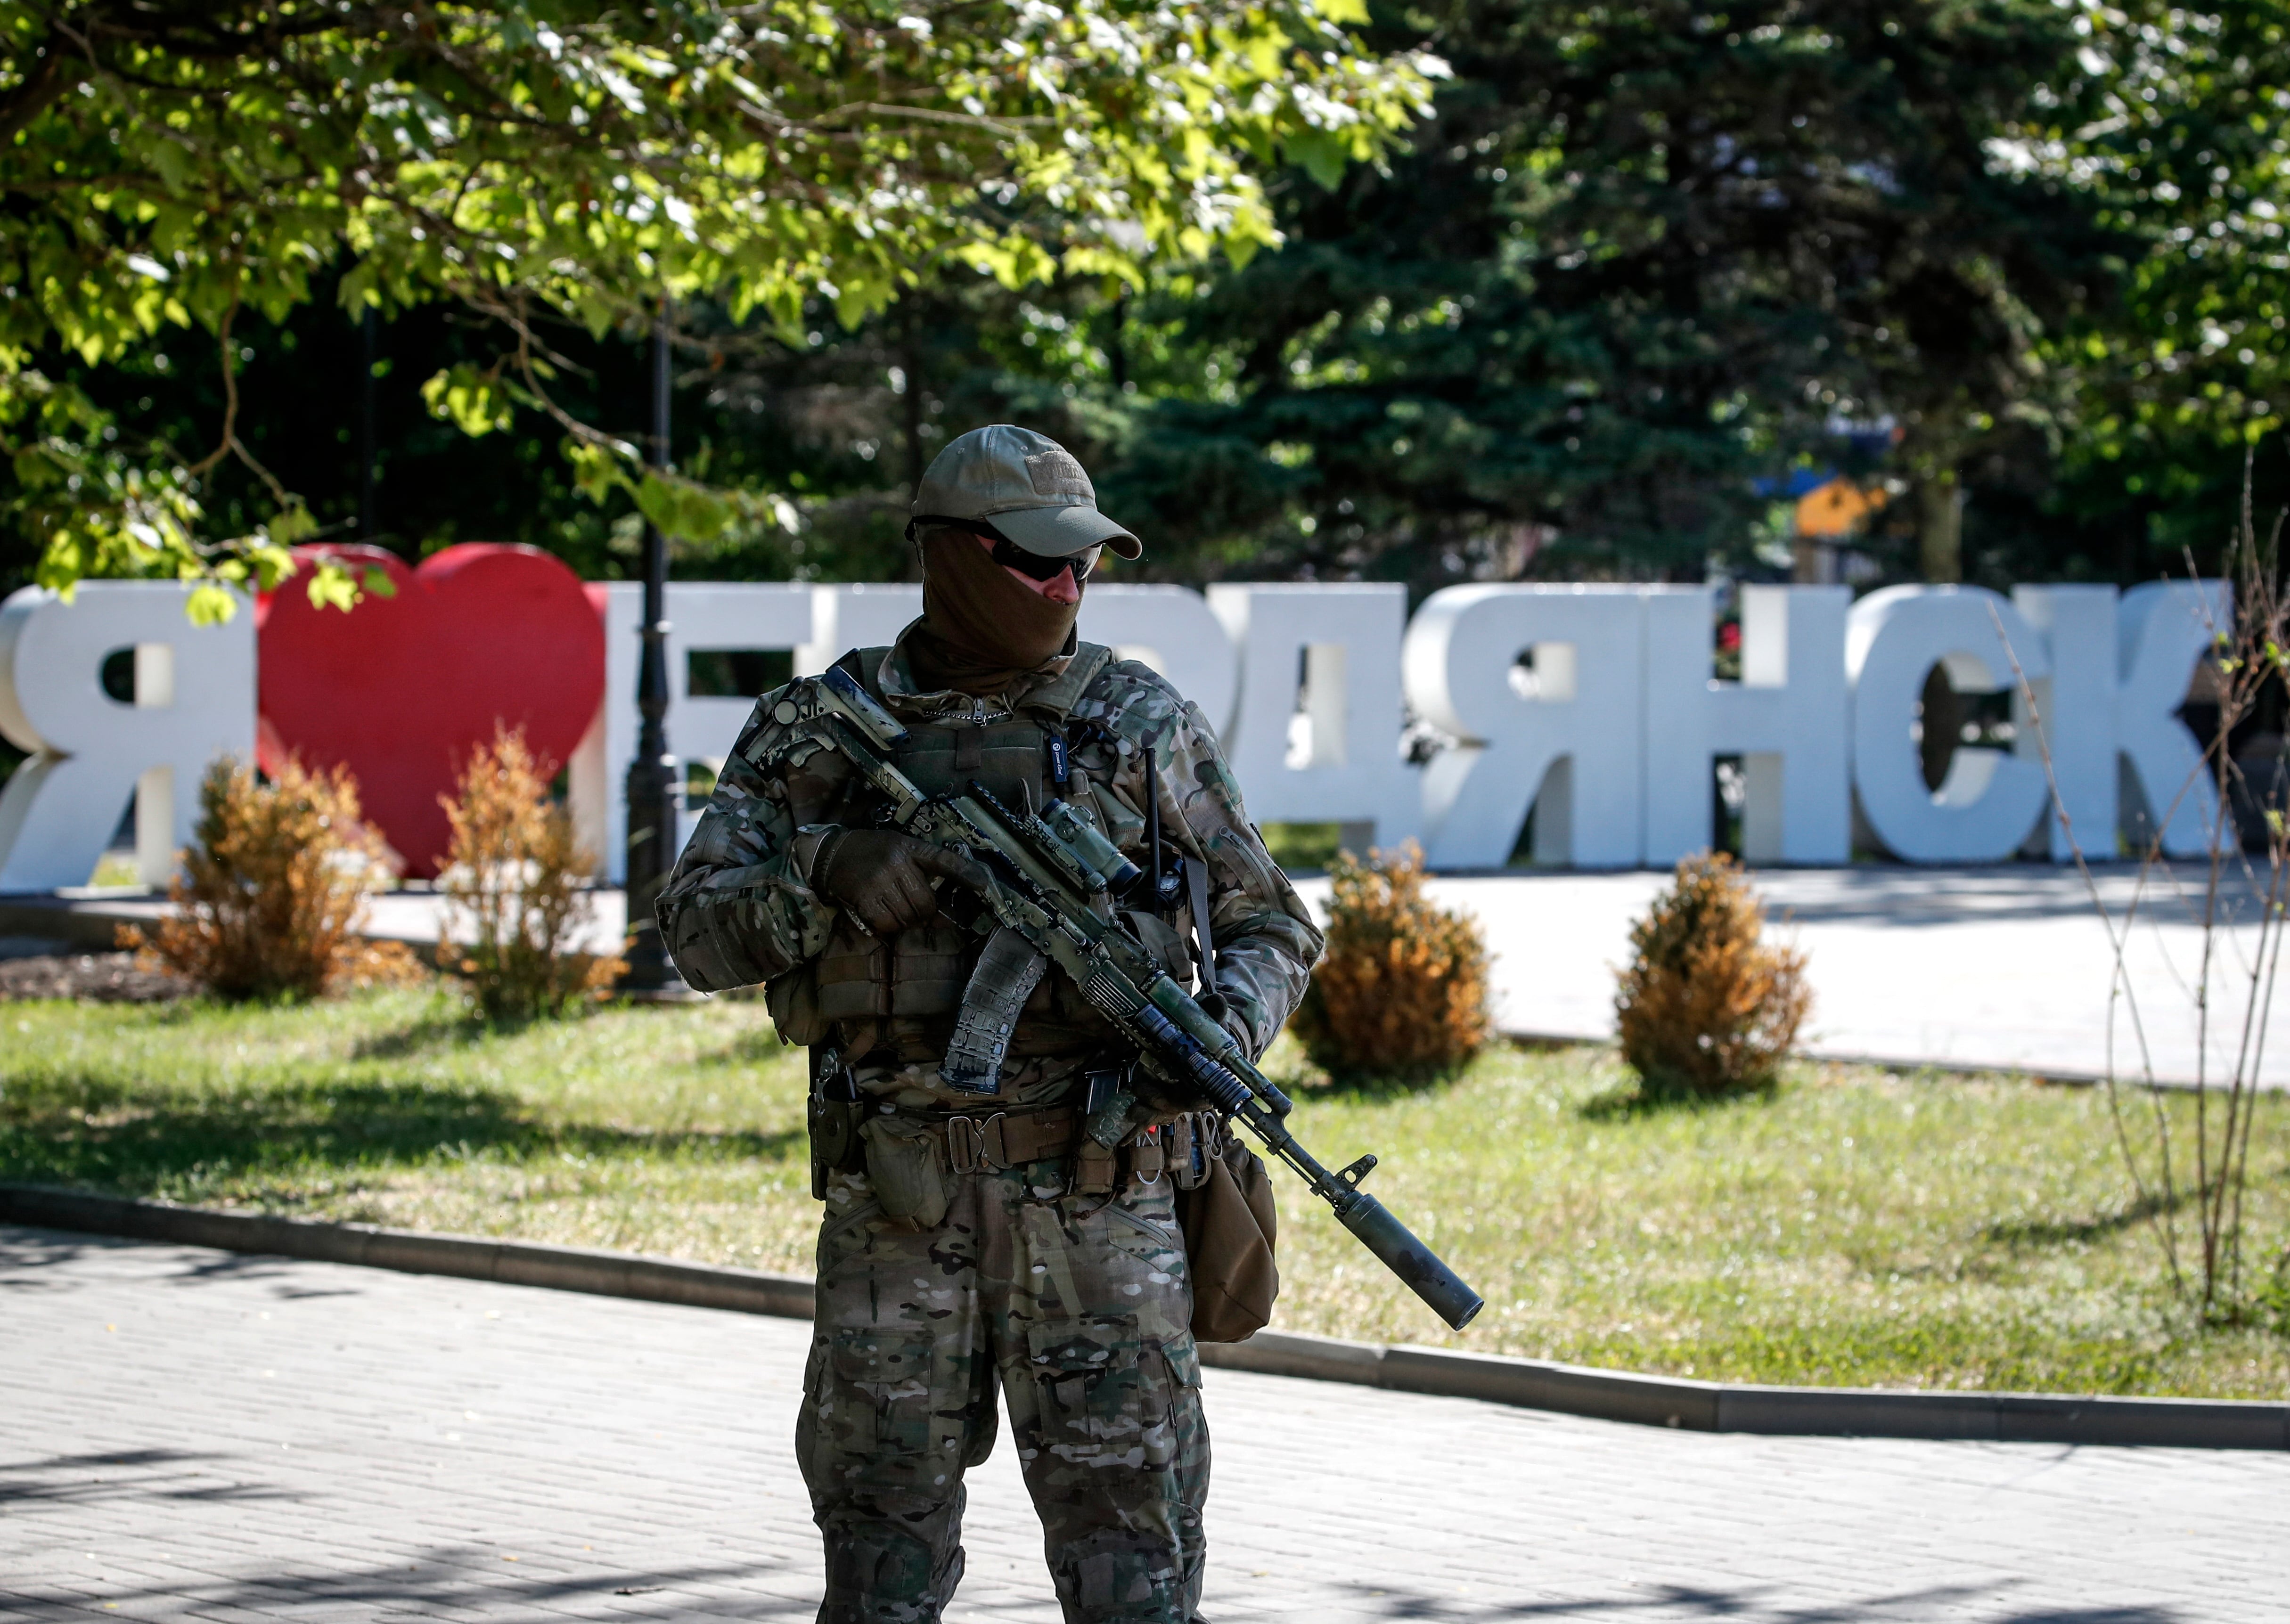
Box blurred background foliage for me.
[4,0,2288,604]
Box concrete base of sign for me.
[0,885,630,958]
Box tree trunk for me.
[1917,470,1963,584]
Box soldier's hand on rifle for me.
[817,830,990,934]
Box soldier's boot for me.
[1002,1176,1210,1624]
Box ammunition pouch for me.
[859,1113,952,1231]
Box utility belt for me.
[806,1047,1221,1225]
[894,1102,1222,1192]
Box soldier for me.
[656,424,1324,1624]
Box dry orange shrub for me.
[436,725,623,1021]
[1292,841,1491,1082]
[124,757,419,1000]
[1614,851,1809,1096]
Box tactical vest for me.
[796,642,1128,1063]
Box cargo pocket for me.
[822,1327,941,1489]
[1026,1314,1176,1470]
[1102,1191,1186,1274]
[1157,1334,1202,1393]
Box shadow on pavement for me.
[0,1226,351,1294]
[2,1544,818,1621]
[1,1560,2189,1624]
[0,1446,292,1508]
[1280,1578,2185,1623]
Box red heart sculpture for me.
[257,543,605,876]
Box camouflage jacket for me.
[656,631,1324,1104]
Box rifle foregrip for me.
[1134,1005,1253,1115]
[1336,1192,1485,1330]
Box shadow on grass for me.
[1578,1076,1780,1121]
[1985,1188,2189,1249]
[0,1071,804,1200]
[348,996,653,1059]
[348,1010,488,1060]
[1302,1063,1472,1102]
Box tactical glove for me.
[816,830,989,935]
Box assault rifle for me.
[757,667,1485,1332]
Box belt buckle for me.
[945,1113,1007,1175]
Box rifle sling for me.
[1186,857,1215,981]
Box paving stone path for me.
[3,1224,2283,1624]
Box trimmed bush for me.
[125,757,417,1000]
[1615,851,1808,1096]
[1292,841,1491,1082]
[436,726,623,1021]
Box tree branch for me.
[0,31,84,145]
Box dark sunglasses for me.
[909,515,1100,584]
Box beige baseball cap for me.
[911,424,1143,560]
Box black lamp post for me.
[619,301,691,997]
[358,307,378,540]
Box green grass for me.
[3,989,2286,1397]
[1257,822,1347,872]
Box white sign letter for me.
[0,583,255,890]
[1847,585,2052,863]
[1209,584,1418,849]
[2011,584,2117,861]
[1405,585,1645,868]
[1644,585,1851,865]
[2117,579,2231,857]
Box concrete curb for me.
[1204,1331,2287,1449]
[7,1184,2284,1451]
[0,1185,811,1320]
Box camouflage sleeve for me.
[654,689,842,995]
[1080,662,1325,1061]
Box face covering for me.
[907,528,1080,696]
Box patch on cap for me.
[1026,447,1090,500]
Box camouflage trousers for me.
[798,1161,1209,1624]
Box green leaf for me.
[185,584,239,626]
[566,438,638,505]
[304,560,364,614]
[420,365,515,437]
[266,500,319,547]
[636,471,733,543]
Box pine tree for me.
[1104,0,2135,588]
